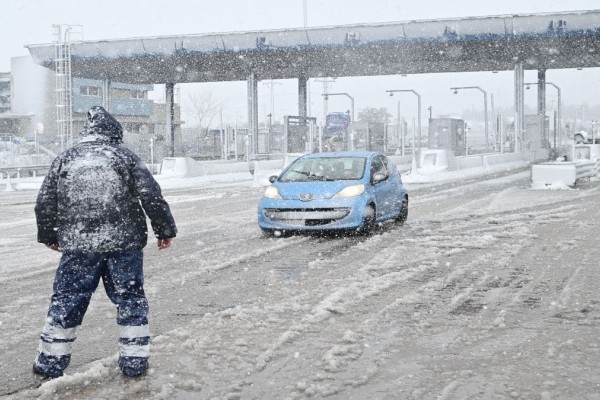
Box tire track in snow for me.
[8,170,600,399]
[233,183,584,398]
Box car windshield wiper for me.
[290,169,310,176]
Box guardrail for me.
[531,159,597,187]
[0,164,51,179]
[577,159,599,180]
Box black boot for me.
[32,363,63,379]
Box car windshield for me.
[279,157,366,182]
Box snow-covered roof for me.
[26,9,600,84]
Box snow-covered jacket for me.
[35,106,177,253]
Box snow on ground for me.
[0,159,537,192]
[401,161,530,184]
[2,161,600,399]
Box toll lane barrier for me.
[159,157,252,177]
[531,160,598,187]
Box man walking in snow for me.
[33,106,177,378]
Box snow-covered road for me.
[2,168,600,399]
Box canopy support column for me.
[537,69,546,118]
[298,74,308,118]
[166,82,175,157]
[537,69,547,146]
[247,71,259,158]
[514,62,524,152]
[102,79,111,111]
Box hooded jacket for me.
[35,106,177,252]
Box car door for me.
[369,154,396,219]
[382,155,405,212]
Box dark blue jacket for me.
[35,106,177,252]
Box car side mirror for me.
[372,173,386,184]
[268,175,277,183]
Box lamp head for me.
[389,92,394,97]
[453,89,458,95]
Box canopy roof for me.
[27,9,600,84]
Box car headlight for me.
[334,184,365,198]
[264,186,282,199]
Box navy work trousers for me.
[34,249,150,377]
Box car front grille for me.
[263,208,351,226]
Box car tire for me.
[359,204,376,234]
[396,195,408,225]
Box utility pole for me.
[303,0,308,28]
[315,78,337,124]
[262,80,282,124]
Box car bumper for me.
[257,195,369,231]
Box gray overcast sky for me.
[2,0,600,125]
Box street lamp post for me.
[322,92,354,122]
[322,92,355,150]
[267,113,273,154]
[525,81,561,148]
[149,136,155,175]
[450,86,489,150]
[386,89,422,158]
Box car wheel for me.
[396,195,408,225]
[359,204,376,234]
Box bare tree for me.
[185,90,221,131]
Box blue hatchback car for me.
[258,151,408,235]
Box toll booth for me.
[524,114,550,150]
[428,117,466,156]
[348,121,385,152]
[283,115,317,153]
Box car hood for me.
[274,180,359,200]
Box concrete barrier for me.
[416,149,453,174]
[482,152,529,168]
[159,157,196,177]
[156,150,540,185]
[531,160,596,187]
[452,152,531,171]
[159,157,254,178]
[193,161,250,176]
[456,155,484,170]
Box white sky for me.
[2,0,600,126]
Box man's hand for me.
[45,244,62,252]
[157,238,173,250]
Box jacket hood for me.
[79,106,123,143]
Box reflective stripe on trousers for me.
[118,323,150,358]
[119,342,150,357]
[35,249,149,373]
[37,322,78,357]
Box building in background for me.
[0,69,35,137]
[2,56,182,165]
[0,72,10,114]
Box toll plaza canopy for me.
[26,9,600,84]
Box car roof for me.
[301,151,379,159]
